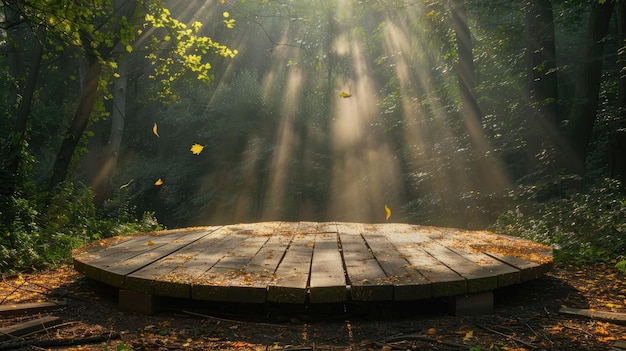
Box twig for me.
[0,332,121,351]
[470,322,537,349]
[178,310,292,328]
[525,321,553,345]
[380,333,467,349]
[0,276,31,304]
[18,321,80,340]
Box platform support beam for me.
[119,289,160,315]
[449,291,494,315]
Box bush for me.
[0,181,162,273]
[494,178,626,264]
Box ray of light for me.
[327,2,404,222]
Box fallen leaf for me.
[147,240,154,246]
[190,143,205,155]
[427,328,437,335]
[385,204,392,220]
[154,178,164,186]
[339,91,351,98]
[153,122,160,137]
[463,330,474,341]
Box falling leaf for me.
[153,122,160,137]
[119,179,134,189]
[190,143,205,155]
[385,204,392,220]
[154,178,164,186]
[339,91,351,98]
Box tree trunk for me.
[611,2,626,187]
[565,0,615,179]
[48,0,137,191]
[92,55,128,205]
[450,0,509,192]
[524,0,560,177]
[48,57,102,191]
[451,0,481,125]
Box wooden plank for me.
[73,232,188,284]
[486,253,548,281]
[560,307,626,323]
[379,224,466,297]
[309,232,347,303]
[361,225,431,301]
[191,222,293,302]
[429,227,521,287]
[0,300,67,317]
[318,222,338,233]
[76,228,218,288]
[390,224,498,294]
[124,227,243,296]
[337,223,392,301]
[191,234,271,302]
[0,316,62,341]
[74,227,221,264]
[267,223,316,303]
[447,229,553,281]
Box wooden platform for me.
[73,222,552,308]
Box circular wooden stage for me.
[73,222,552,311]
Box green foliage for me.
[0,182,161,273]
[143,2,238,101]
[494,178,626,264]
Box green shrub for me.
[0,181,162,273]
[494,178,626,264]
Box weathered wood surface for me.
[73,222,553,304]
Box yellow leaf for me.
[147,240,154,246]
[385,204,391,220]
[463,330,473,341]
[119,179,134,189]
[190,143,205,155]
[152,122,160,137]
[339,91,351,98]
[154,178,164,186]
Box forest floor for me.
[1,263,626,351]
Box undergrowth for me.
[0,181,162,273]
[494,178,626,265]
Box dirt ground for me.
[1,263,626,350]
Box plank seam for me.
[336,231,351,288]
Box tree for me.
[0,0,237,198]
[565,0,615,180]
[612,1,626,186]
[524,0,560,177]
[449,0,509,193]
[48,0,138,191]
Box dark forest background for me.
[1,0,625,272]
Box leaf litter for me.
[2,264,626,350]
